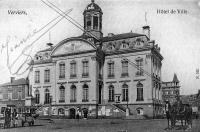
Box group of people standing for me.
[4,108,18,128]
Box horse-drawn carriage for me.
[165,100,193,130]
[0,104,35,129]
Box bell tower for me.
[83,0,103,40]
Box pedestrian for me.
[12,109,18,127]
[76,112,80,122]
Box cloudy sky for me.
[0,0,200,95]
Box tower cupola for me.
[83,0,103,40]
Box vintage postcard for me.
[0,0,199,131]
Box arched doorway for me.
[82,108,88,119]
[69,108,76,119]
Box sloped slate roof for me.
[173,73,179,82]
[0,78,28,86]
[102,32,145,42]
[38,46,55,52]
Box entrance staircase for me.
[111,104,145,119]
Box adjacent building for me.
[162,74,180,104]
[29,0,163,118]
[0,77,30,113]
[180,90,200,114]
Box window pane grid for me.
[59,63,65,79]
[44,70,50,82]
[35,71,40,83]
[108,86,114,102]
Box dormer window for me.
[108,42,114,50]
[136,38,141,46]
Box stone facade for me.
[162,74,180,104]
[0,78,30,113]
[29,0,163,118]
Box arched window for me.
[82,84,89,102]
[59,85,65,102]
[108,85,114,102]
[70,85,76,102]
[122,84,128,101]
[93,15,99,30]
[59,62,65,79]
[136,82,144,101]
[44,89,50,104]
[35,90,40,104]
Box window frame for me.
[35,70,40,83]
[108,85,114,102]
[59,62,65,79]
[122,84,128,102]
[44,69,50,83]
[136,82,144,101]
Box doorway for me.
[69,108,76,119]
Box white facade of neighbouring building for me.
[29,0,163,118]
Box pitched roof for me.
[102,32,145,42]
[173,73,179,82]
[0,78,28,86]
[38,46,55,52]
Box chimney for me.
[142,26,150,40]
[11,77,15,83]
[108,33,114,37]
[47,43,53,48]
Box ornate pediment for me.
[51,39,96,56]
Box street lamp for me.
[126,97,129,117]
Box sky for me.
[0,0,200,95]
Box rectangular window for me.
[59,63,65,79]
[122,61,128,77]
[35,71,40,83]
[36,94,40,104]
[3,93,8,100]
[44,69,50,82]
[8,92,12,100]
[136,59,143,76]
[82,61,89,77]
[108,63,114,78]
[18,91,22,100]
[70,62,77,78]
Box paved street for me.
[1,119,200,132]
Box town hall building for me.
[29,0,163,118]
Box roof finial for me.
[91,0,95,3]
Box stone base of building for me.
[35,103,164,119]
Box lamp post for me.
[126,97,129,117]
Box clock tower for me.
[83,0,103,41]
